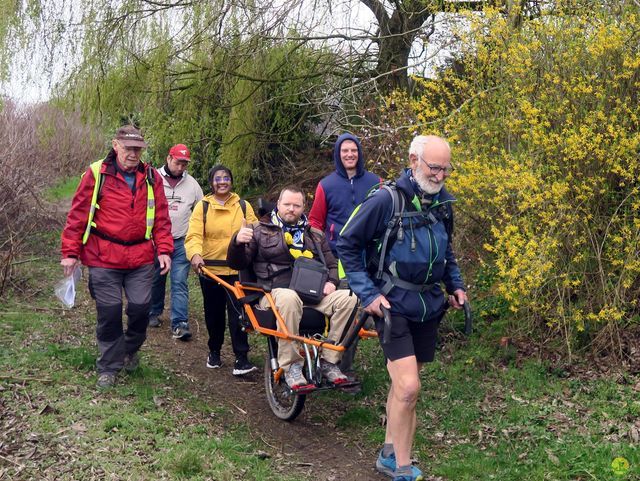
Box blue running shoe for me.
[393,465,424,481]
[376,449,396,477]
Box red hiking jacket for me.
[61,150,173,269]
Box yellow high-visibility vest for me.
[81,159,155,244]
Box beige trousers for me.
[259,288,358,371]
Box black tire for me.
[264,353,306,421]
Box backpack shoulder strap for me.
[202,200,209,230]
[146,164,156,186]
[446,202,454,239]
[239,199,246,218]
[375,183,404,280]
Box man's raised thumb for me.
[241,219,247,229]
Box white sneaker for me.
[284,361,307,389]
[320,359,347,383]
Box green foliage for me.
[219,71,264,187]
[0,0,27,78]
[51,4,331,192]
[218,42,325,190]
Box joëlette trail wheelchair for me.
[200,266,378,421]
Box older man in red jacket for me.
[61,125,173,389]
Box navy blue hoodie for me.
[309,133,380,254]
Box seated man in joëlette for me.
[227,186,357,390]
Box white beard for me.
[415,169,443,195]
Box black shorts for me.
[375,314,442,363]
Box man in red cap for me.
[149,144,203,340]
[61,125,174,389]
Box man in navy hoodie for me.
[309,133,380,376]
[309,133,381,256]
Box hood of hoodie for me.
[333,133,365,179]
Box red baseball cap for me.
[169,144,191,161]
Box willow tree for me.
[0,0,337,188]
[1,0,542,189]
[2,0,542,102]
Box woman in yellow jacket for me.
[186,165,258,375]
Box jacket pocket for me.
[262,232,281,248]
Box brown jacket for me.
[227,219,339,288]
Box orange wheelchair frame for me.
[200,266,377,421]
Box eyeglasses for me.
[419,155,454,176]
[213,176,231,183]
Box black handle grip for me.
[381,305,392,344]
[463,302,472,336]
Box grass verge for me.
[44,176,81,202]
[0,275,303,481]
[1,231,639,480]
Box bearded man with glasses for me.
[337,135,467,481]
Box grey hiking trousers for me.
[88,265,154,375]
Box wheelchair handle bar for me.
[340,310,370,350]
[381,305,392,344]
[463,301,472,336]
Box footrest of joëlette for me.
[333,379,361,390]
[315,379,361,392]
[290,383,318,395]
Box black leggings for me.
[199,274,250,356]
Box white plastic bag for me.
[55,267,82,308]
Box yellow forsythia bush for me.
[397,4,640,347]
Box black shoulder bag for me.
[288,234,329,305]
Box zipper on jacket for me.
[350,178,355,205]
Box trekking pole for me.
[464,301,472,336]
[381,305,392,344]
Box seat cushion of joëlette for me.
[252,305,328,336]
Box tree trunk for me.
[363,0,431,92]
[376,28,413,91]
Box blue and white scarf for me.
[270,209,307,247]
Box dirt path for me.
[145,320,385,481]
[50,194,385,481]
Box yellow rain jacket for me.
[185,193,257,276]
